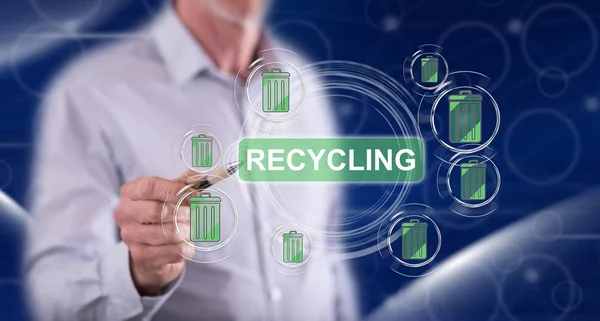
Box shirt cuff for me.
[140,265,186,319]
[99,242,185,320]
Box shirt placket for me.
[234,79,281,321]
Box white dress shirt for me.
[26,6,358,321]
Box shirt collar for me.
[152,5,276,85]
[152,5,214,85]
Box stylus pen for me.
[189,160,244,191]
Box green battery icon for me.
[191,134,213,168]
[421,56,439,83]
[460,160,486,201]
[262,68,290,113]
[401,219,428,260]
[449,90,483,143]
[282,231,303,263]
[190,193,221,242]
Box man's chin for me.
[205,0,266,26]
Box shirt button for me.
[270,287,282,302]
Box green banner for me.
[238,137,424,182]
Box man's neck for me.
[175,1,262,75]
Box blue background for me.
[1,0,599,320]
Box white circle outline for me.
[521,3,598,78]
[431,85,501,155]
[29,0,102,24]
[9,23,85,97]
[532,211,564,242]
[179,126,224,174]
[387,214,442,268]
[551,281,583,312]
[503,108,581,186]
[492,243,524,274]
[432,152,501,219]
[170,187,239,252]
[498,254,575,321]
[0,161,14,189]
[245,59,307,122]
[437,21,511,92]
[240,61,419,260]
[446,154,501,210]
[270,225,314,269]
[409,52,450,91]
[537,67,569,98]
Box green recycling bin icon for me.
[460,160,486,201]
[282,231,303,263]
[449,90,483,143]
[191,134,213,168]
[190,193,221,242]
[401,219,428,260]
[421,56,439,83]
[262,68,290,113]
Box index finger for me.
[176,170,205,185]
[123,176,186,203]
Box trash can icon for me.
[262,68,290,113]
[449,90,482,143]
[191,134,213,168]
[460,160,486,201]
[282,231,303,263]
[190,193,221,242]
[421,56,439,83]
[401,220,428,260]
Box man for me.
[26,0,358,320]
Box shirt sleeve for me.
[25,81,182,321]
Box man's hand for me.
[114,175,195,296]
